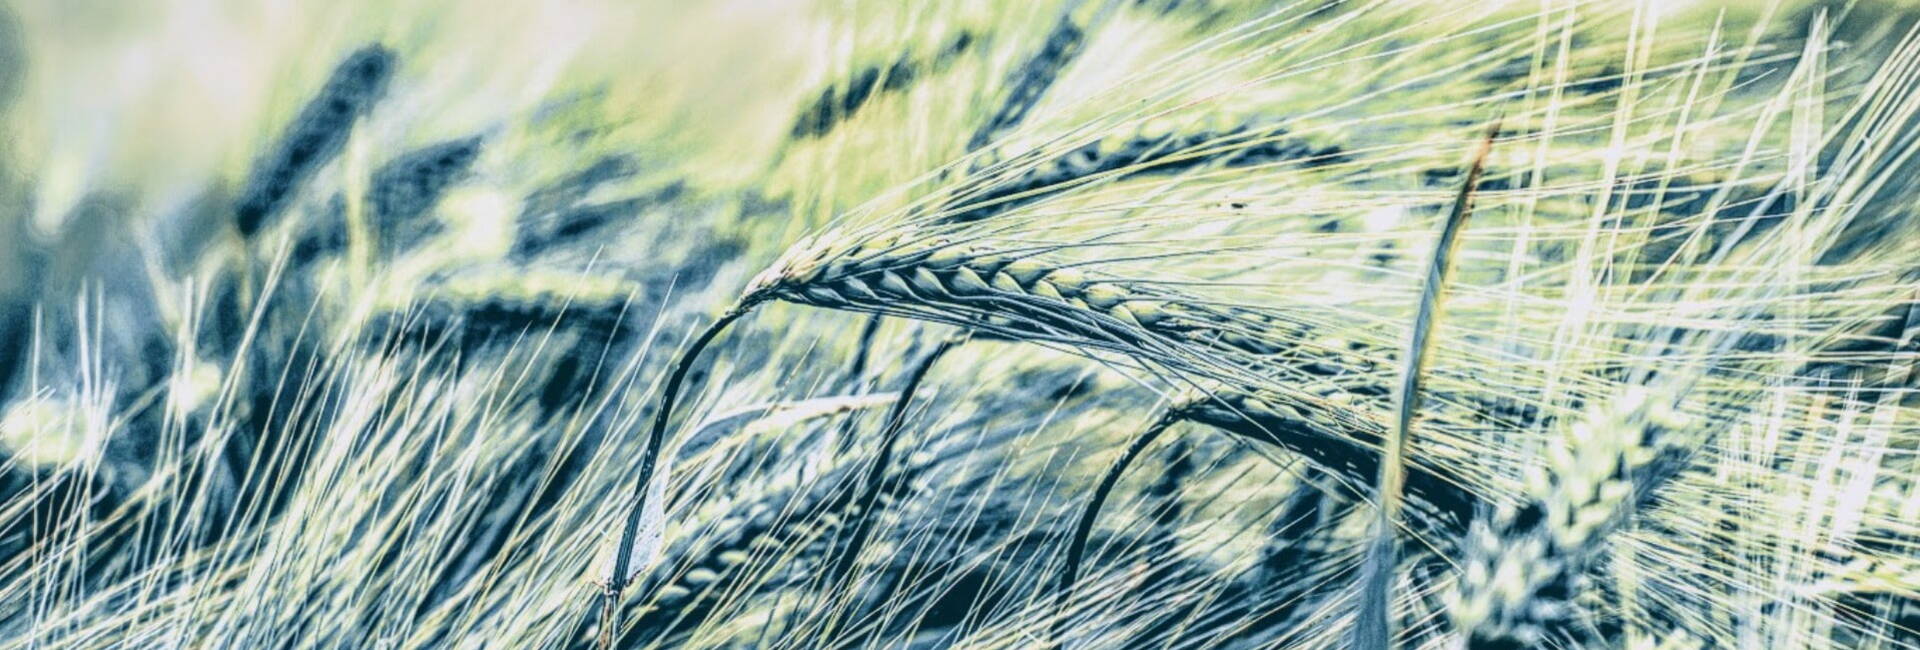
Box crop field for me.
[0,1,1917,648]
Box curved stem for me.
[828,335,960,582]
[1052,412,1177,650]
[599,303,755,650]
[831,314,886,456]
[812,335,962,644]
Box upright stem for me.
[599,303,755,650]
[1352,120,1496,650]
[1052,413,1177,650]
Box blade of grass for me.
[1351,118,1499,650]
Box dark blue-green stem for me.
[1052,411,1177,650]
[599,299,760,650]
[812,335,963,640]
[831,314,886,456]
[827,335,960,582]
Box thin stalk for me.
[1351,120,1498,650]
[599,300,758,650]
[812,334,962,643]
[827,334,961,582]
[832,314,886,456]
[1052,411,1178,650]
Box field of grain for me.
[1,1,1917,648]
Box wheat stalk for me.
[815,334,962,637]
[1047,379,1482,649]
[602,442,882,644]
[599,306,757,650]
[1052,408,1178,650]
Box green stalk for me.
[1052,411,1178,650]
[1351,121,1498,650]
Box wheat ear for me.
[743,229,1322,398]
[235,45,394,239]
[744,239,1485,525]
[1446,388,1694,648]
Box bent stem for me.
[814,334,964,640]
[1051,411,1178,650]
[831,313,886,456]
[599,300,760,650]
[828,334,962,582]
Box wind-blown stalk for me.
[599,301,760,650]
[830,314,886,456]
[826,335,961,583]
[814,335,962,640]
[1052,410,1178,650]
[575,395,897,646]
